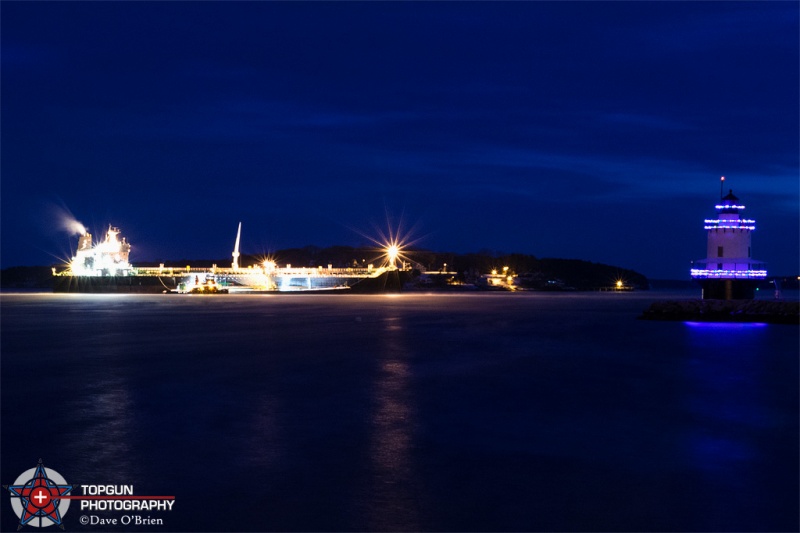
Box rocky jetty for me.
[639,299,799,325]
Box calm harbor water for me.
[1,291,797,532]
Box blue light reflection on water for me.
[684,321,769,329]
[680,316,798,530]
[682,318,775,435]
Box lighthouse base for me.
[696,279,759,300]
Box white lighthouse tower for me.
[691,180,767,299]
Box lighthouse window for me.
[717,246,723,257]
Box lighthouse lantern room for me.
[690,178,767,299]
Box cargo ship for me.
[53,224,411,294]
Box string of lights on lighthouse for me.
[690,178,767,280]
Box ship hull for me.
[53,275,181,293]
[349,270,411,293]
[52,270,415,294]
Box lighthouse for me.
[690,181,767,299]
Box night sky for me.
[2,2,798,279]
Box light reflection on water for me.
[63,313,138,484]
[243,393,284,469]
[362,313,420,531]
[65,376,136,482]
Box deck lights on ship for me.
[386,244,400,269]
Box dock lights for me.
[616,280,623,288]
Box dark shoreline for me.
[639,299,800,325]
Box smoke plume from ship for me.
[50,204,87,235]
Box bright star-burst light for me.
[386,245,400,268]
[375,236,410,270]
[256,254,278,272]
[349,210,425,270]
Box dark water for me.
[1,292,797,532]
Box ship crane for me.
[232,222,242,270]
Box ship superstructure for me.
[70,226,132,276]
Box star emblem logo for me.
[4,460,74,530]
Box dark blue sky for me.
[2,2,798,278]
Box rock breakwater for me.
[639,299,799,324]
